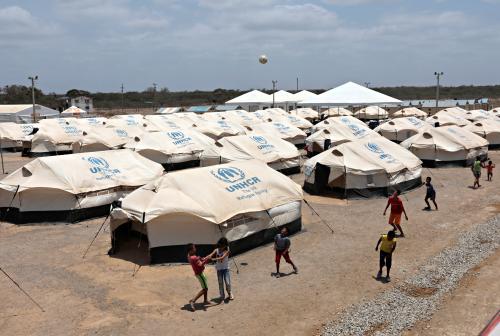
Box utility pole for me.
[120,83,124,113]
[364,82,371,88]
[152,83,157,112]
[434,72,444,108]
[272,80,278,107]
[28,76,38,123]
[296,77,299,91]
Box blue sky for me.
[1,0,499,93]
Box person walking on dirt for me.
[208,237,234,302]
[187,243,210,311]
[486,160,495,181]
[383,190,408,237]
[424,177,438,210]
[274,227,298,278]
[472,156,483,189]
[375,230,397,282]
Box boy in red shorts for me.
[187,243,210,311]
[274,227,298,278]
[383,190,408,237]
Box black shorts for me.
[380,251,392,269]
[425,193,435,200]
[474,171,481,179]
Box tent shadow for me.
[108,234,150,266]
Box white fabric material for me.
[31,121,86,153]
[289,108,319,120]
[192,119,246,139]
[426,112,472,127]
[271,90,300,103]
[306,117,380,150]
[392,107,428,118]
[0,123,39,142]
[226,90,272,104]
[266,115,313,131]
[61,106,87,115]
[375,117,431,142]
[107,116,160,132]
[401,125,489,161]
[463,120,500,145]
[0,149,164,211]
[72,126,141,152]
[124,129,215,164]
[300,82,401,105]
[246,121,306,144]
[293,90,317,102]
[145,114,194,130]
[321,107,353,117]
[76,117,108,127]
[354,106,389,120]
[116,160,303,226]
[303,137,422,189]
[200,134,300,169]
[463,109,493,122]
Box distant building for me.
[70,96,93,112]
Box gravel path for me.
[323,215,500,336]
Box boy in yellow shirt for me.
[375,230,397,282]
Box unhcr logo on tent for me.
[85,156,121,179]
[347,124,366,137]
[250,135,275,152]
[273,123,290,133]
[365,142,398,164]
[115,129,128,138]
[407,117,423,127]
[167,131,193,146]
[217,120,231,129]
[63,126,80,136]
[20,125,34,135]
[211,167,262,193]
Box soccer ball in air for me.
[259,55,268,64]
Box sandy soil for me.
[0,151,499,336]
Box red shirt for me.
[189,255,205,275]
[388,195,403,215]
[487,164,495,173]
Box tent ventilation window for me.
[423,132,433,139]
[331,149,343,157]
[323,129,331,135]
[215,141,223,147]
[225,214,257,229]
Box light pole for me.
[364,82,371,88]
[121,83,124,113]
[152,83,157,112]
[272,80,278,107]
[434,72,443,109]
[28,75,38,122]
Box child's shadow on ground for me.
[270,272,295,278]
[372,275,390,284]
[180,299,222,312]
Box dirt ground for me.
[0,151,499,336]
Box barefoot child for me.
[274,227,298,278]
[187,243,210,311]
[472,156,482,189]
[375,230,397,282]
[486,160,495,181]
[424,177,438,210]
[383,190,408,237]
[208,237,234,302]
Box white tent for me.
[426,113,472,127]
[354,106,389,120]
[192,119,246,140]
[109,160,303,263]
[76,117,108,128]
[0,149,164,223]
[463,120,500,147]
[145,114,194,131]
[490,107,500,114]
[225,90,272,111]
[223,110,263,127]
[272,90,299,103]
[106,117,160,132]
[463,109,493,122]
[246,121,307,145]
[124,129,216,170]
[311,115,368,133]
[72,127,139,153]
[0,104,59,123]
[200,134,301,174]
[61,106,88,116]
[30,122,86,155]
[321,107,353,118]
[401,126,489,165]
[303,137,422,195]
[0,123,39,148]
[392,107,428,119]
[300,82,401,106]
[293,90,317,102]
[306,117,380,155]
[266,115,313,132]
[375,117,431,142]
[289,108,320,121]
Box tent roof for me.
[294,90,317,101]
[187,105,213,113]
[0,104,59,115]
[300,82,401,106]
[61,106,87,114]
[272,90,299,103]
[226,90,272,104]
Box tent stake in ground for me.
[0,267,44,312]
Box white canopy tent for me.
[225,90,272,111]
[293,90,317,102]
[0,104,59,123]
[109,160,303,263]
[300,82,401,106]
[61,106,88,116]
